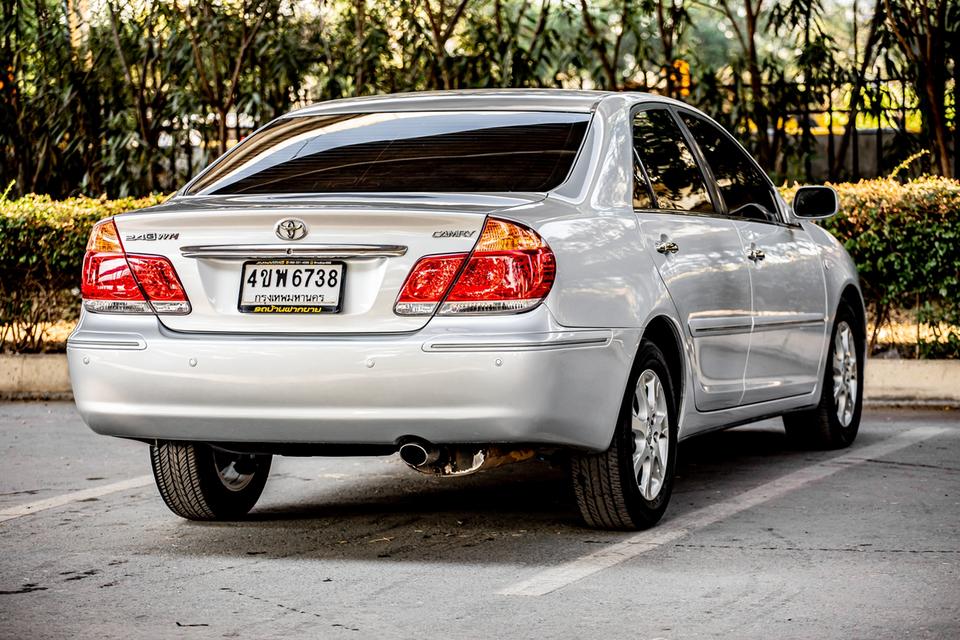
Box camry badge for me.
[275,218,308,241]
[432,230,477,238]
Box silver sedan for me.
[68,90,865,530]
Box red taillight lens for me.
[81,219,190,314]
[394,218,555,316]
[445,249,555,304]
[126,255,190,313]
[81,253,148,302]
[394,254,467,315]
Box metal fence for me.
[766,75,945,181]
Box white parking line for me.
[0,475,154,524]
[499,426,946,597]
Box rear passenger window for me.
[632,109,714,213]
[680,113,779,222]
[632,152,656,209]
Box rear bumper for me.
[67,309,638,451]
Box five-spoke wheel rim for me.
[832,321,858,427]
[631,369,669,501]
[213,450,257,492]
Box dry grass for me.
[870,308,956,355]
[1,320,77,353]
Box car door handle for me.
[655,241,679,254]
[748,247,765,261]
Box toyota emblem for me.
[275,218,308,241]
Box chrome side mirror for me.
[793,186,839,219]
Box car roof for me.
[285,89,676,116]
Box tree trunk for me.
[744,8,770,166]
[833,0,884,179]
[218,108,229,156]
[882,0,950,176]
[954,31,959,178]
[923,75,951,176]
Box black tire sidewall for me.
[195,445,272,519]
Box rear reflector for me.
[394,218,555,316]
[81,219,190,315]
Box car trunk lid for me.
[114,193,544,334]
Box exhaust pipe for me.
[398,439,535,476]
[398,441,440,468]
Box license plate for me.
[239,260,344,313]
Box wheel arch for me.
[641,314,685,411]
[839,283,866,323]
[838,283,867,356]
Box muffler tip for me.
[399,442,439,467]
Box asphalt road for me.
[0,402,958,640]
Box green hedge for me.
[0,193,166,351]
[782,177,960,358]
[1,180,958,356]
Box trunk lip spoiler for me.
[179,244,408,260]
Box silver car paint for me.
[115,194,542,335]
[638,212,754,412]
[735,219,827,403]
[68,89,862,449]
[69,306,638,451]
[284,89,605,117]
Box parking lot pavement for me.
[0,402,957,640]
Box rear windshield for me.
[185,111,591,195]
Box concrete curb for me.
[1,354,72,400]
[1,354,958,406]
[864,359,960,405]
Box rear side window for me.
[632,154,656,210]
[680,112,779,222]
[632,109,714,213]
[185,111,590,195]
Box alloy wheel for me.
[212,450,258,492]
[832,321,858,427]
[631,369,670,501]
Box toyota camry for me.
[68,90,865,530]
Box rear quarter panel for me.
[493,96,691,435]
[502,95,674,332]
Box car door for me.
[632,106,753,412]
[678,111,828,403]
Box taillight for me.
[394,254,466,316]
[394,218,555,316]
[81,219,190,315]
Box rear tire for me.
[570,339,678,530]
[150,442,271,520]
[783,301,864,450]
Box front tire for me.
[570,340,678,530]
[783,302,864,449]
[150,442,272,520]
